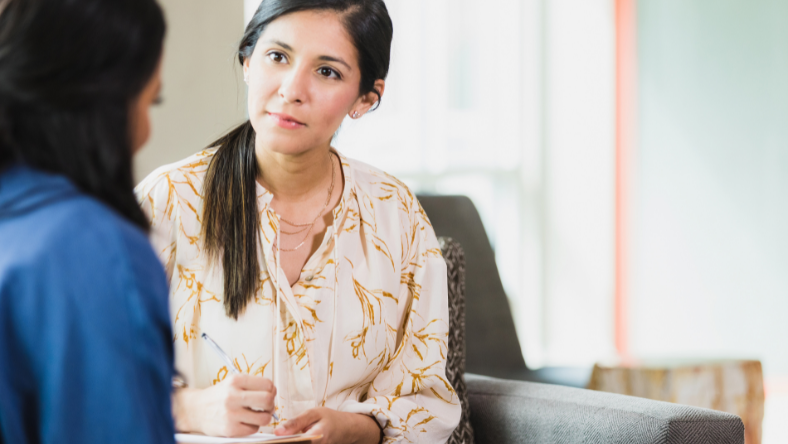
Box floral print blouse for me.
[135,148,461,443]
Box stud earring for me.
[352,111,359,118]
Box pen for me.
[201,332,279,421]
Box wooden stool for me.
[588,359,764,444]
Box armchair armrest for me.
[466,373,744,444]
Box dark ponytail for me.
[203,0,393,319]
[203,122,258,319]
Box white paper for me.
[175,432,304,443]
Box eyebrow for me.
[318,55,351,70]
[266,39,352,71]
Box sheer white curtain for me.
[243,0,616,369]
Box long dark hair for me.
[203,0,393,319]
[0,0,166,230]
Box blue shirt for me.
[0,166,174,444]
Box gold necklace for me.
[277,152,336,252]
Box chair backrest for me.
[418,195,528,377]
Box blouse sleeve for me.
[135,170,179,281]
[338,197,462,443]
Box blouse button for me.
[305,275,314,282]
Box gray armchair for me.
[431,199,744,444]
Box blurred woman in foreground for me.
[0,0,174,443]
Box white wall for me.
[633,0,788,377]
[245,0,260,25]
[134,0,247,182]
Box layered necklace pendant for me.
[276,152,336,252]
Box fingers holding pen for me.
[229,373,276,393]
[238,386,276,412]
[237,407,275,428]
[176,374,278,437]
[224,374,277,412]
[191,336,279,436]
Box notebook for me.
[175,432,321,443]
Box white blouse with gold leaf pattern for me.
[135,148,461,443]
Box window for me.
[244,0,616,368]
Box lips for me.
[267,112,306,129]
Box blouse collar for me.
[254,148,354,226]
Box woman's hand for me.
[172,374,277,437]
[274,408,382,444]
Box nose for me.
[279,64,309,104]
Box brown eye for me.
[319,67,340,79]
[267,51,287,63]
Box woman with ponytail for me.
[0,0,174,443]
[136,1,461,442]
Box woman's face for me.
[130,61,163,154]
[243,10,377,156]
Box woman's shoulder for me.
[135,147,217,200]
[341,153,419,215]
[341,154,436,245]
[1,171,155,283]
[0,172,168,353]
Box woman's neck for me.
[255,143,333,202]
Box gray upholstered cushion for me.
[466,374,744,444]
[439,237,474,444]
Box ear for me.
[349,79,386,119]
[243,57,250,84]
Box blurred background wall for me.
[634,1,788,438]
[133,0,246,181]
[634,0,788,379]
